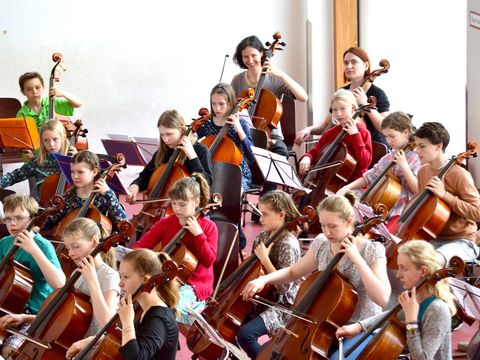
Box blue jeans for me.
[236,316,267,359]
[330,332,376,360]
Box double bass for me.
[200,89,255,165]
[47,52,89,150]
[9,221,133,360]
[388,142,479,268]
[239,32,285,139]
[343,256,464,360]
[129,110,209,243]
[255,214,385,360]
[187,206,316,360]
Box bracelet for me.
[122,327,135,333]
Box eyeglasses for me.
[3,216,31,224]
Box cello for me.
[8,221,134,360]
[239,32,285,139]
[200,89,255,166]
[0,204,64,314]
[48,52,89,150]
[389,142,479,268]
[300,97,377,212]
[343,256,464,360]
[187,206,316,360]
[255,214,385,360]
[155,193,222,284]
[360,140,415,212]
[52,153,126,241]
[38,120,88,208]
[358,59,390,92]
[73,259,178,360]
[129,110,209,243]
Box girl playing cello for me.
[335,240,456,359]
[196,83,254,192]
[132,173,217,330]
[242,194,390,354]
[126,109,213,204]
[44,150,127,231]
[337,111,421,233]
[117,249,180,360]
[236,190,302,359]
[1,217,120,358]
[0,119,77,197]
[298,89,372,181]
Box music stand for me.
[53,153,128,195]
[101,134,158,166]
[251,146,311,193]
[449,277,480,321]
[0,117,40,150]
[186,309,249,360]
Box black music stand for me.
[53,153,128,195]
[251,146,311,193]
[449,277,480,321]
[101,134,158,166]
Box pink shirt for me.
[133,214,218,300]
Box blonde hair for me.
[259,190,307,236]
[62,217,117,269]
[122,249,180,313]
[330,89,358,110]
[398,240,456,315]
[38,120,68,164]
[168,173,210,209]
[155,110,196,166]
[3,194,39,217]
[317,193,357,222]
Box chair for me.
[241,128,267,225]
[210,161,242,225]
[0,98,21,118]
[370,141,388,169]
[212,220,239,288]
[280,95,299,172]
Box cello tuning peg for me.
[279,42,286,46]
[265,41,271,47]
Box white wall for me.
[360,0,467,158]
[467,0,480,185]
[0,0,472,191]
[0,0,309,191]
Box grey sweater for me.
[359,298,452,360]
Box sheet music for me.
[133,136,159,164]
[106,133,131,141]
[449,277,480,320]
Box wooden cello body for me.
[255,216,384,360]
[200,91,254,166]
[239,32,285,139]
[387,142,478,268]
[129,111,208,243]
[187,208,315,360]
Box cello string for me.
[249,296,317,324]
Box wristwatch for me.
[406,322,418,335]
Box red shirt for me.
[133,214,218,300]
[304,122,372,180]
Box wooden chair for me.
[370,141,388,169]
[0,98,21,118]
[212,220,239,287]
[210,161,242,225]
